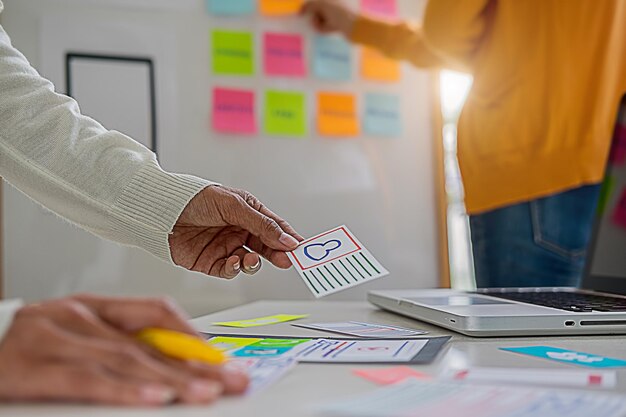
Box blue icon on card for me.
[501,346,626,368]
[304,239,342,261]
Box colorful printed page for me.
[260,0,303,16]
[207,336,315,359]
[312,35,353,81]
[287,225,389,298]
[318,379,626,417]
[212,87,256,135]
[317,92,359,137]
[213,314,309,328]
[361,48,400,82]
[206,0,254,15]
[263,32,306,77]
[364,92,401,137]
[264,90,307,136]
[212,30,254,75]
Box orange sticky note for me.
[361,48,400,82]
[317,92,359,137]
[260,0,303,16]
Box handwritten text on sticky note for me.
[212,88,256,135]
[312,35,352,81]
[260,0,303,15]
[264,32,306,77]
[361,48,400,82]
[212,30,254,75]
[364,93,401,137]
[318,92,359,137]
[264,90,307,136]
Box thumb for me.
[230,203,300,251]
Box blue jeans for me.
[470,184,601,288]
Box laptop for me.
[369,101,626,337]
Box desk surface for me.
[5,300,626,416]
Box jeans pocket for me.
[529,186,600,260]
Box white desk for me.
[4,300,626,416]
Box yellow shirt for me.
[351,0,626,214]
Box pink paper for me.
[353,367,431,385]
[264,32,306,77]
[360,0,397,18]
[610,124,626,165]
[612,188,626,230]
[212,88,257,135]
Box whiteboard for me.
[1,0,438,316]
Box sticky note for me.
[317,92,359,137]
[597,176,616,216]
[360,0,397,18]
[212,30,254,76]
[232,339,312,358]
[287,225,389,298]
[212,88,256,135]
[612,188,626,229]
[213,314,309,328]
[501,346,626,368]
[610,124,626,165]
[206,0,254,15]
[353,367,431,385]
[263,32,306,77]
[206,337,262,351]
[260,0,303,16]
[264,90,307,136]
[361,48,400,82]
[364,93,401,137]
[312,35,352,81]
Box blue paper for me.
[364,93,401,137]
[312,35,352,81]
[206,0,254,15]
[501,346,626,368]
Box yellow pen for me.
[136,328,227,365]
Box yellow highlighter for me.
[136,328,227,365]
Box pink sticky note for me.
[360,0,397,18]
[612,188,626,229]
[610,124,626,165]
[212,87,257,135]
[353,367,431,385]
[264,32,306,77]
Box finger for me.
[246,235,294,269]
[163,358,249,395]
[215,255,241,280]
[11,363,178,406]
[242,252,261,275]
[73,294,198,336]
[255,203,304,242]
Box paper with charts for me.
[318,379,626,417]
[287,225,388,297]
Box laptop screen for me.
[583,99,626,294]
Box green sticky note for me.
[264,90,306,136]
[598,175,616,216]
[213,314,309,328]
[206,336,262,351]
[212,30,254,75]
[248,338,311,348]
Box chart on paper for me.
[287,226,389,297]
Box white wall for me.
[1,0,439,316]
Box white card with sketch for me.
[287,226,388,298]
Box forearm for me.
[0,25,212,263]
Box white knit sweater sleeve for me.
[0,21,215,263]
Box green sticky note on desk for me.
[213,314,309,328]
[212,30,254,75]
[264,90,306,136]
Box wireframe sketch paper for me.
[287,225,389,297]
[317,379,626,417]
[292,321,427,338]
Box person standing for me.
[302,0,626,287]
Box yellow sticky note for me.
[213,314,309,328]
[206,336,262,351]
[318,92,359,137]
[361,48,400,82]
[260,0,303,16]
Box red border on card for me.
[292,226,362,271]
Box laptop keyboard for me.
[482,291,626,313]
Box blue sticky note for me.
[501,346,626,368]
[364,93,402,137]
[312,35,353,81]
[206,0,254,15]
